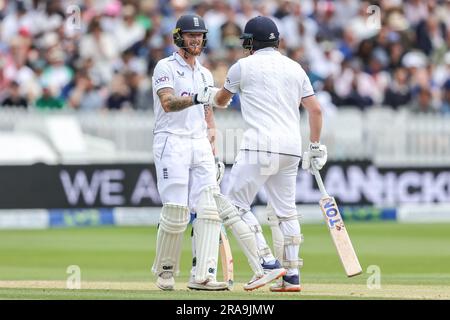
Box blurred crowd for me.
[0,0,450,115]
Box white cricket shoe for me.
[188,273,229,291]
[270,274,301,292]
[156,271,175,291]
[243,260,286,291]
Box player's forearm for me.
[308,107,322,142]
[215,88,234,108]
[161,94,195,112]
[205,105,215,127]
[302,95,323,142]
[205,106,217,154]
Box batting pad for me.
[214,193,264,277]
[266,205,284,263]
[194,186,222,283]
[280,218,303,271]
[152,204,190,276]
[267,207,303,270]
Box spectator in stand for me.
[220,5,242,50]
[404,0,430,28]
[68,72,105,111]
[366,49,391,105]
[335,59,375,109]
[338,27,358,61]
[0,1,31,44]
[128,70,153,111]
[35,84,64,110]
[410,85,437,114]
[1,81,28,108]
[236,0,260,31]
[114,49,147,76]
[40,49,73,98]
[387,39,406,71]
[383,67,412,109]
[79,17,119,85]
[113,4,145,52]
[322,75,342,107]
[416,14,447,56]
[203,0,229,51]
[106,73,133,110]
[441,79,450,115]
[130,28,154,59]
[146,46,165,77]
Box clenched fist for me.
[194,86,219,107]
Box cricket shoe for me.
[187,274,229,291]
[243,260,286,291]
[270,274,301,292]
[156,271,175,291]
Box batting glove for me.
[302,142,328,173]
[215,157,225,185]
[194,86,219,107]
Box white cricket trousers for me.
[225,150,300,218]
[153,133,216,212]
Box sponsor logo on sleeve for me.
[154,76,170,85]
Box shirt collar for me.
[254,47,279,55]
[172,52,201,71]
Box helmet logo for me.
[193,17,200,27]
[269,33,276,40]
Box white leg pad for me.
[283,234,304,268]
[214,193,263,277]
[281,220,303,271]
[152,203,190,276]
[267,207,304,270]
[194,186,222,283]
[240,209,274,262]
[266,204,284,262]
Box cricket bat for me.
[216,159,234,288]
[313,170,363,277]
[219,225,234,289]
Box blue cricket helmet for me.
[240,16,280,51]
[173,14,208,48]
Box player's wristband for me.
[193,94,199,105]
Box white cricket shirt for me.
[224,48,314,156]
[152,52,214,137]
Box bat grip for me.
[312,169,329,198]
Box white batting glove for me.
[215,157,225,185]
[302,142,328,173]
[194,86,219,107]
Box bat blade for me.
[219,226,234,288]
[319,196,362,277]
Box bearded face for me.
[182,32,205,56]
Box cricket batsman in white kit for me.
[196,16,327,292]
[151,14,228,291]
[151,14,285,292]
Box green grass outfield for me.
[0,222,449,300]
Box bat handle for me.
[312,169,329,198]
